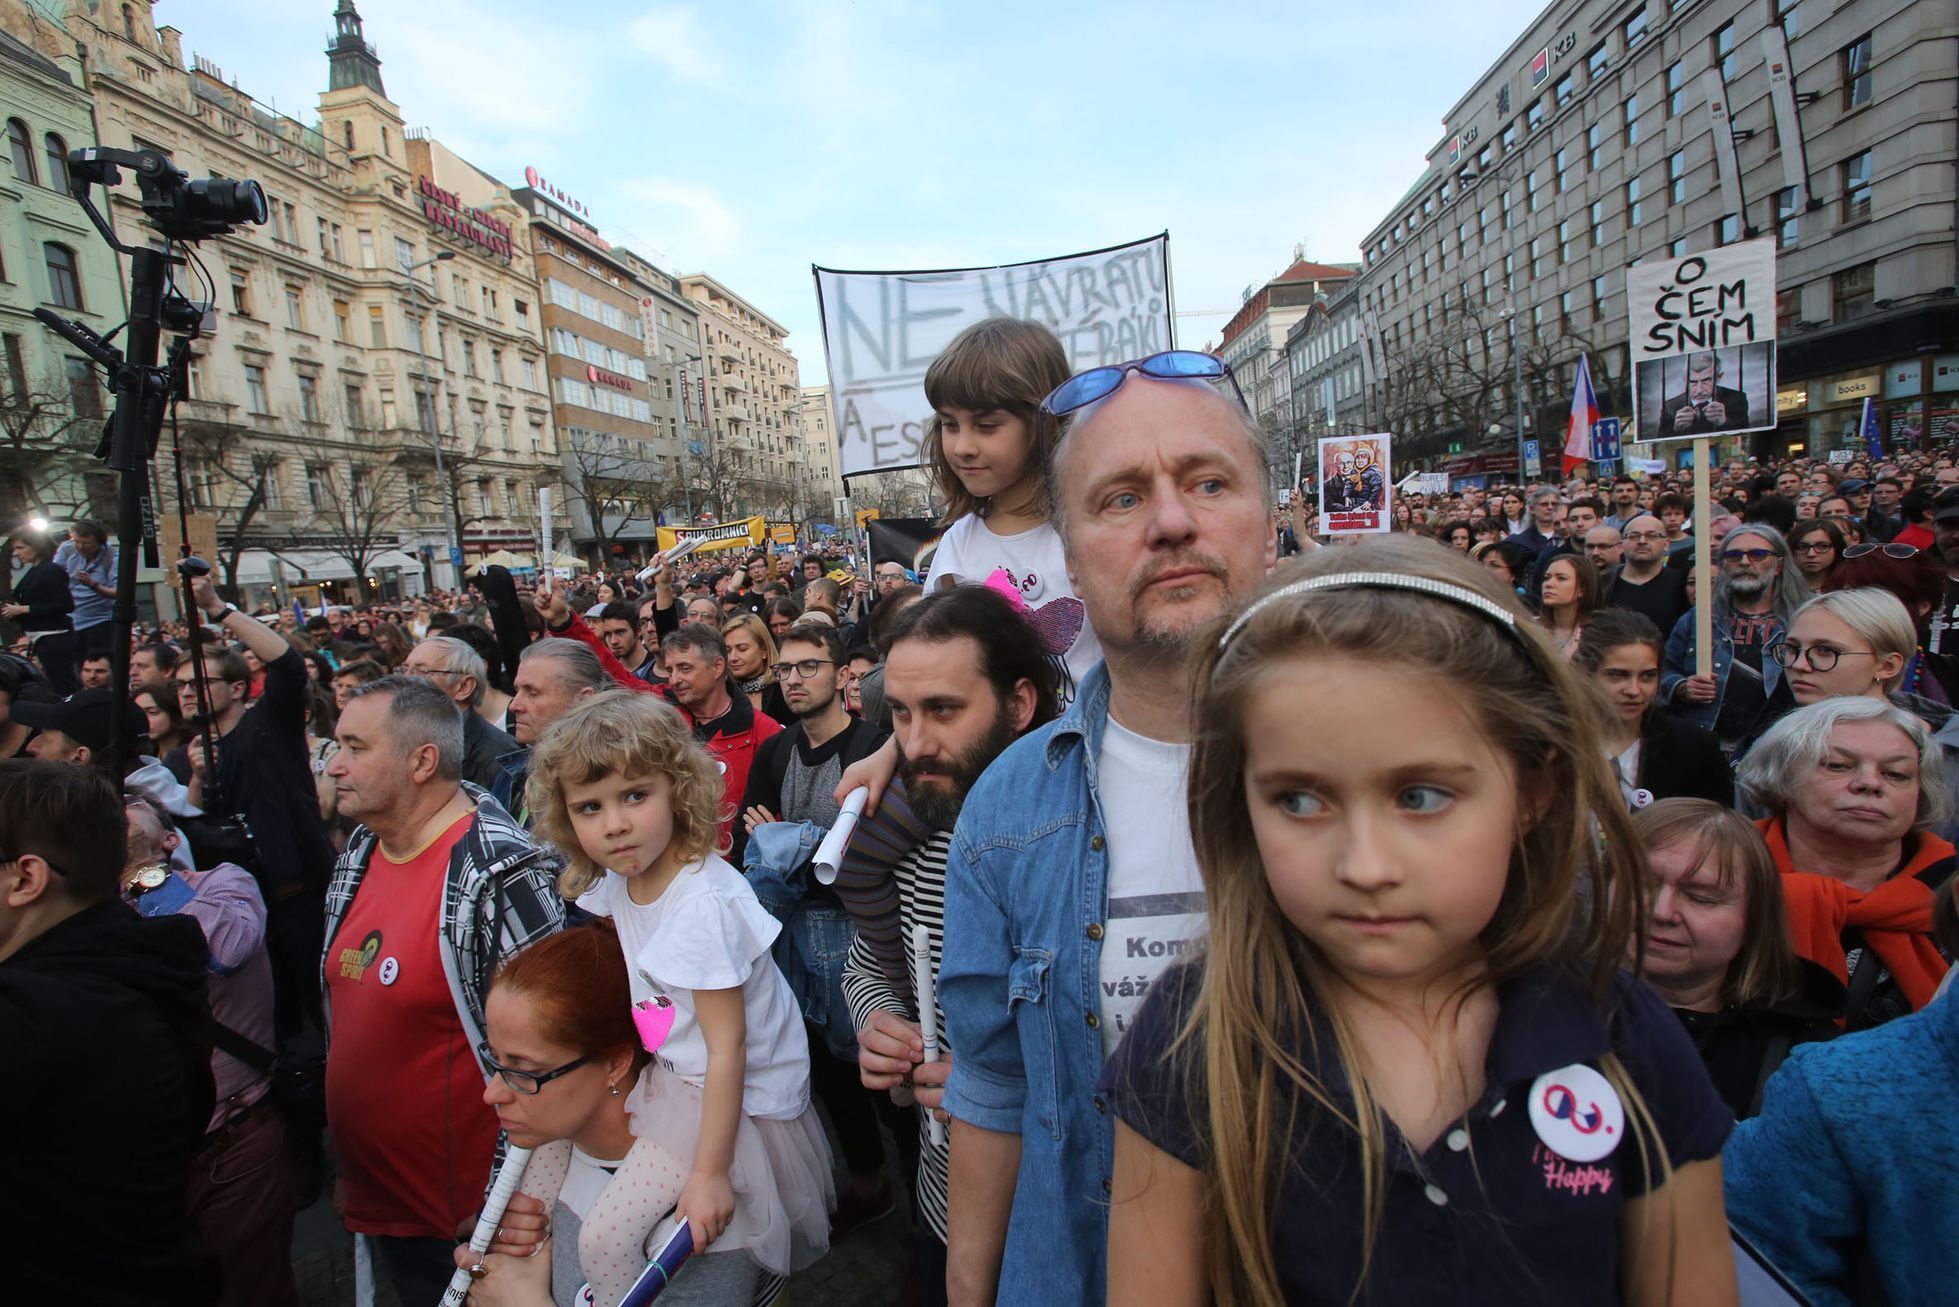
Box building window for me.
[1715,214,1741,245]
[64,356,100,418]
[1669,237,1688,257]
[333,299,350,341]
[1843,33,1874,109]
[1477,145,1493,170]
[317,217,330,258]
[1623,94,1640,146]
[1777,288,1801,332]
[1554,72,1575,108]
[1666,62,1685,116]
[1841,150,1874,222]
[1527,98,1545,132]
[42,133,69,192]
[515,299,530,331]
[1530,236,1545,277]
[1833,262,1875,322]
[298,372,320,422]
[1712,22,1736,81]
[521,356,538,388]
[1592,275,1607,310]
[367,304,387,346]
[263,460,283,511]
[1526,169,1540,212]
[330,224,344,262]
[462,339,478,379]
[1501,121,1518,152]
[1560,290,1575,323]
[345,383,364,427]
[1777,0,1803,37]
[1624,7,1648,48]
[394,236,415,271]
[306,464,330,510]
[229,269,253,317]
[244,363,269,413]
[1586,42,1609,79]
[6,118,36,185]
[284,284,304,330]
[1555,148,1571,192]
[1589,200,1604,246]
[358,229,376,268]
[2,334,26,398]
[1626,176,1643,226]
[43,243,82,310]
[1501,189,1513,229]
[1668,151,1686,204]
[1559,220,1575,264]
[1776,186,1801,248]
[1587,122,1602,170]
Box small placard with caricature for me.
[1316,434,1393,535]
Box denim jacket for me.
[744,819,861,1060]
[941,662,1133,1306]
[1661,603,1787,733]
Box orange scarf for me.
[1757,816,1953,1014]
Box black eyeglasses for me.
[1040,351,1246,416]
[477,1044,589,1095]
[1843,542,1919,560]
[1792,541,1837,554]
[1766,640,1878,672]
[771,658,834,681]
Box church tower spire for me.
[326,0,385,95]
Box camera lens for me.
[185,177,268,227]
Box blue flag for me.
[1862,397,1883,460]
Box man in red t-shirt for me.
[321,676,563,1303]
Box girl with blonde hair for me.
[526,693,833,1298]
[1101,535,1737,1306]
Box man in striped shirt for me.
[842,586,1060,1304]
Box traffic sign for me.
[1591,417,1622,464]
[449,547,464,568]
[1522,439,1542,478]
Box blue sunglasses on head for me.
[1040,350,1246,417]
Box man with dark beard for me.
[841,584,1060,1305]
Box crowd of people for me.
[2,316,1953,1307]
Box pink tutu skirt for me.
[624,1064,834,1276]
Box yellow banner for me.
[769,523,796,544]
[654,516,767,555]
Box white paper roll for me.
[812,786,868,885]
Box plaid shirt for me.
[320,783,565,1072]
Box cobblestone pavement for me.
[294,1116,916,1306]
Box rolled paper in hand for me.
[812,786,868,886]
[538,487,554,593]
[914,922,945,1148]
[439,1144,533,1306]
[619,1216,695,1305]
[636,536,705,584]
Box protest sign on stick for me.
[1626,240,1778,444]
[1316,434,1393,535]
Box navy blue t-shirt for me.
[1099,962,1732,1304]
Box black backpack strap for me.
[209,1019,277,1075]
[1747,1028,1796,1119]
[1841,930,1884,1031]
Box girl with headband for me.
[1099,535,1738,1305]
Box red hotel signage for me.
[524,167,591,217]
[587,364,634,392]
[416,177,513,261]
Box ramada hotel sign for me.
[416,177,513,261]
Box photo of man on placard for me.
[1633,340,1776,442]
[1656,350,1750,437]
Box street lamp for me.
[401,249,461,583]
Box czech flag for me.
[1861,396,1883,460]
[1562,353,1600,478]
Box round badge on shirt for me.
[378,956,400,986]
[1527,1062,1624,1163]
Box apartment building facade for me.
[58,0,555,601]
[1357,0,1955,475]
[681,272,813,523]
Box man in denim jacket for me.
[938,371,1277,1305]
[1661,523,1802,752]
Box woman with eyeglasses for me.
[1825,543,1957,706]
[1785,518,1846,587]
[463,920,787,1307]
[721,613,792,727]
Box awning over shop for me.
[368,549,425,573]
[231,549,357,585]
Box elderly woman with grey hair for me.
[1737,696,1955,1028]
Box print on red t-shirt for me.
[325,812,497,1237]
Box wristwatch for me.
[126,864,170,896]
[206,603,238,622]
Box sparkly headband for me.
[1217,572,1521,651]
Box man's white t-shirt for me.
[1095,717,1204,1058]
[578,854,810,1119]
[928,514,1102,694]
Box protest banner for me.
[1316,434,1392,535]
[813,234,1175,477]
[653,515,767,555]
[1626,240,1778,444]
[1397,471,1448,496]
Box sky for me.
[160,0,1551,383]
